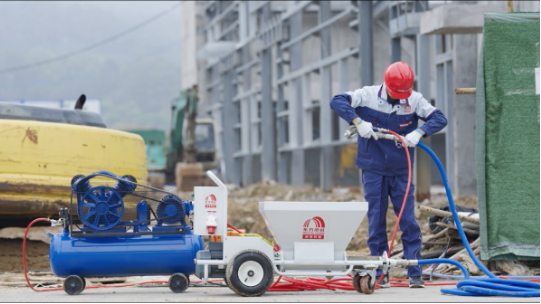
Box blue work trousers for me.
[362,170,422,277]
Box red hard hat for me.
[384,62,414,99]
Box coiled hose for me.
[417,142,540,297]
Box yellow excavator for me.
[0,95,148,225]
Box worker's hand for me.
[404,129,424,147]
[355,120,378,140]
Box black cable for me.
[0,1,182,74]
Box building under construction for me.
[180,0,539,200]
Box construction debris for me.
[418,205,480,225]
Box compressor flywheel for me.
[78,186,124,230]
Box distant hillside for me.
[0,1,182,130]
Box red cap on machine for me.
[384,62,414,100]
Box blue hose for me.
[416,142,540,297]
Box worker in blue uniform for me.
[330,62,447,288]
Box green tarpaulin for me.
[476,12,540,260]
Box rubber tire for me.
[224,274,232,288]
[360,275,375,294]
[226,250,274,297]
[352,274,362,293]
[64,275,85,295]
[169,273,189,293]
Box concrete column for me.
[359,0,373,86]
[444,60,455,195]
[290,10,305,186]
[452,34,477,196]
[338,58,351,139]
[241,45,253,186]
[391,38,401,63]
[260,3,277,181]
[415,33,432,201]
[319,1,333,191]
[221,70,236,183]
[238,2,248,43]
[277,40,289,184]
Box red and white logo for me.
[399,121,412,128]
[205,194,217,208]
[302,216,326,239]
[404,104,411,113]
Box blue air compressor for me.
[48,171,203,295]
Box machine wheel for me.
[360,275,375,294]
[352,274,362,293]
[169,273,189,293]
[226,250,274,297]
[63,275,85,295]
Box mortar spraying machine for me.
[45,169,414,296]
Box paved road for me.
[1,283,538,302]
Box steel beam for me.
[281,7,352,50]
[206,1,239,30]
[277,47,359,85]
[281,1,312,21]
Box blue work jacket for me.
[330,84,448,176]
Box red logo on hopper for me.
[302,216,326,239]
[205,194,217,208]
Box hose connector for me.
[50,218,64,227]
[395,259,419,267]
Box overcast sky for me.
[0,1,184,130]
[57,1,179,20]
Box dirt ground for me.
[0,239,50,272]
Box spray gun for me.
[344,126,406,148]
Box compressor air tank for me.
[49,227,204,278]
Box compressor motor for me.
[49,171,203,295]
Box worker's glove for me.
[355,119,378,140]
[404,129,424,147]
